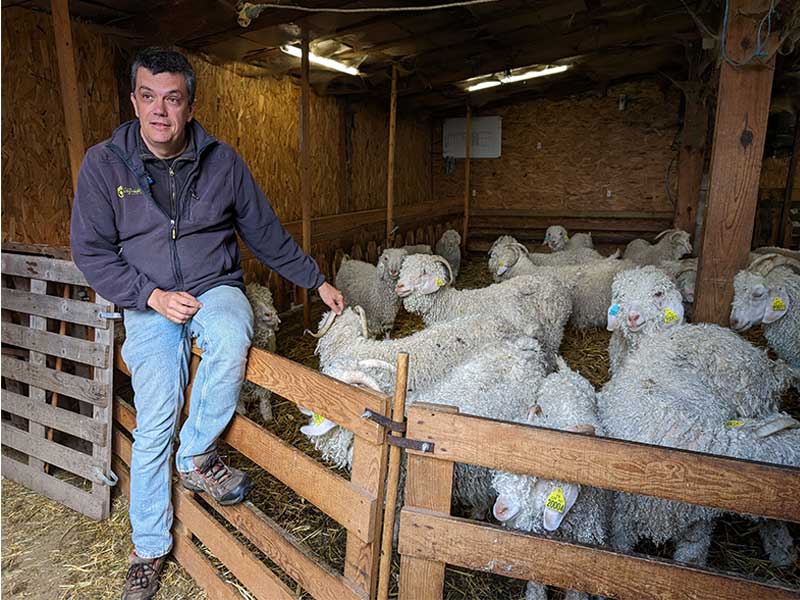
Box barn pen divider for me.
[396,403,800,600]
[113,344,393,600]
[1,246,116,521]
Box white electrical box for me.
[443,116,502,158]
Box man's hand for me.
[147,289,202,323]
[317,282,345,315]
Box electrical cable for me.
[238,0,502,26]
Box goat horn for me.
[353,305,370,337]
[337,370,385,393]
[749,253,800,276]
[357,359,397,373]
[511,242,530,255]
[306,311,337,338]
[654,229,677,241]
[432,255,455,285]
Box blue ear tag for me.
[608,304,620,317]
[146,176,154,185]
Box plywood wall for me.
[1,6,433,249]
[1,7,120,246]
[433,81,681,215]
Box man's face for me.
[130,67,194,155]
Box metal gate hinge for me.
[387,436,434,453]
[362,409,406,433]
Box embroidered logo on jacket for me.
[117,185,143,199]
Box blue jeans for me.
[121,285,253,558]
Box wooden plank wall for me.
[1,6,437,297]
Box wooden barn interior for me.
[2,0,800,599]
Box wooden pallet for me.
[1,247,116,520]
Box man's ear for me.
[187,101,195,122]
[130,92,139,118]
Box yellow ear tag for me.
[771,297,786,311]
[434,277,445,286]
[312,414,325,426]
[545,487,567,513]
[725,419,744,428]
[663,308,679,323]
[498,261,504,267]
[564,235,569,241]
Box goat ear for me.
[763,289,789,324]
[607,304,621,331]
[661,299,684,327]
[416,273,445,295]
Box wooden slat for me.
[405,407,800,522]
[1,243,72,260]
[173,489,295,600]
[1,455,104,520]
[27,278,48,473]
[90,291,114,519]
[0,288,108,329]
[2,322,108,368]
[224,413,378,542]
[344,434,389,595]
[399,508,800,600]
[2,356,109,406]
[398,425,455,600]
[1,253,88,285]
[113,397,137,434]
[113,399,378,542]
[470,217,672,233]
[204,499,367,600]
[470,209,675,220]
[2,423,104,483]
[245,348,387,444]
[2,390,107,445]
[172,534,243,600]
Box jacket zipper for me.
[167,164,185,289]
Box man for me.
[70,47,344,600]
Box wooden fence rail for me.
[397,403,800,600]
[113,345,391,600]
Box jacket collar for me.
[107,119,216,183]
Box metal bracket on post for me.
[361,408,434,453]
[99,311,123,320]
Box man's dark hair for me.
[131,47,196,104]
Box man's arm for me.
[232,153,344,314]
[70,152,159,311]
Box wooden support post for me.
[386,65,398,242]
[377,353,409,600]
[674,89,709,235]
[462,106,472,251]
[51,0,85,196]
[777,117,799,247]
[693,0,777,325]
[300,27,312,330]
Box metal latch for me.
[100,312,123,320]
[361,409,434,453]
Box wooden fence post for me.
[398,404,457,600]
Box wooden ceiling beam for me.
[387,12,696,97]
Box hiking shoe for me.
[180,452,253,505]
[121,552,166,600]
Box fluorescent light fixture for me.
[466,80,502,92]
[465,64,570,92]
[280,45,360,76]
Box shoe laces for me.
[126,560,157,591]
[197,453,233,485]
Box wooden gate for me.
[113,345,392,600]
[397,403,800,600]
[1,245,117,520]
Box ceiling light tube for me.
[466,80,502,92]
[281,45,360,76]
[501,64,570,84]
